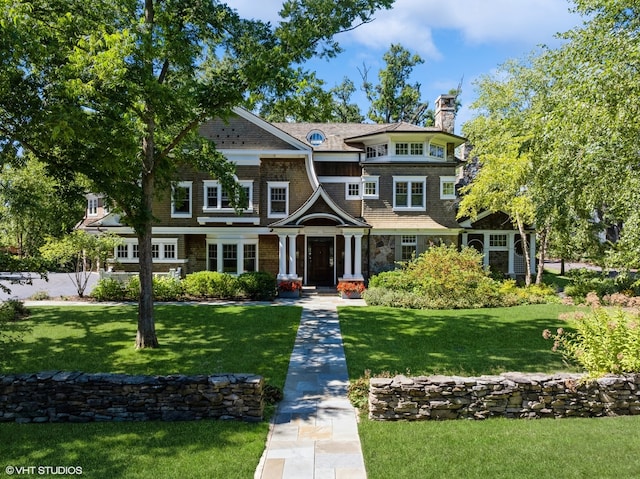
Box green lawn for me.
[1,304,300,479]
[339,304,640,479]
[339,304,580,378]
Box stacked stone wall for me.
[0,372,263,423]
[369,373,640,420]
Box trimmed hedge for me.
[91,271,277,302]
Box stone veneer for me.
[369,373,640,420]
[0,372,263,423]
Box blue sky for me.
[227,0,585,132]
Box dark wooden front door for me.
[307,237,334,286]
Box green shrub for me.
[237,272,276,300]
[182,271,240,299]
[499,280,559,306]
[153,276,184,301]
[564,268,624,302]
[368,269,414,291]
[0,300,31,363]
[91,278,127,301]
[544,308,640,378]
[0,300,30,322]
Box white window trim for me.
[202,180,254,212]
[171,181,193,218]
[345,182,361,200]
[362,176,379,199]
[113,238,181,263]
[489,234,509,251]
[268,181,289,218]
[394,142,425,157]
[206,239,259,275]
[440,176,457,200]
[87,197,98,216]
[393,176,427,211]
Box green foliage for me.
[545,308,640,377]
[90,278,127,302]
[152,277,184,302]
[362,44,432,125]
[182,271,240,299]
[562,268,638,302]
[237,272,277,301]
[0,300,31,364]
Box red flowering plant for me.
[337,280,365,297]
[278,279,302,292]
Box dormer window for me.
[429,143,445,159]
[307,130,325,146]
[366,144,388,158]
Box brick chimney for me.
[434,94,456,134]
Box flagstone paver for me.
[255,295,367,479]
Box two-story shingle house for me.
[80,94,536,285]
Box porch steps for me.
[301,286,337,297]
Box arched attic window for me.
[306,130,325,146]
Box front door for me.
[307,237,334,286]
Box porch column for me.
[344,233,353,279]
[353,234,363,279]
[277,234,287,279]
[288,234,297,278]
[507,232,515,277]
[461,232,468,247]
[482,232,490,269]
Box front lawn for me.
[339,304,640,479]
[339,304,579,378]
[1,304,300,479]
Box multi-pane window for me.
[222,244,237,273]
[208,241,258,274]
[489,234,508,248]
[268,182,289,218]
[363,178,379,198]
[114,240,177,262]
[366,144,388,158]
[87,198,98,216]
[346,182,361,200]
[395,142,424,156]
[116,244,128,259]
[171,182,192,217]
[243,244,257,272]
[393,177,426,210]
[429,143,445,159]
[440,176,457,199]
[203,181,253,211]
[400,235,417,261]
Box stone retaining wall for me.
[0,372,263,423]
[369,372,640,420]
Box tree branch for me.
[158,59,170,84]
[158,113,208,160]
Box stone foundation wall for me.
[0,372,263,423]
[369,373,640,420]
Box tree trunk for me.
[135,0,159,349]
[515,215,532,287]
[535,226,549,285]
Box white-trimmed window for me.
[307,130,325,146]
[363,177,379,199]
[393,176,426,210]
[400,235,417,261]
[87,197,98,216]
[203,180,253,212]
[429,143,445,159]
[395,142,424,156]
[345,182,361,200]
[114,239,179,263]
[268,181,289,218]
[366,144,388,158]
[489,234,508,249]
[440,176,457,200]
[171,181,192,218]
[207,240,258,274]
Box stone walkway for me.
[255,295,367,479]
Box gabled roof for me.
[269,185,370,228]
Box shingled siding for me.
[369,373,640,421]
[199,115,293,150]
[0,372,264,423]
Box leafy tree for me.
[1,0,393,348]
[40,231,122,297]
[330,77,364,122]
[361,43,432,125]
[0,158,85,256]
